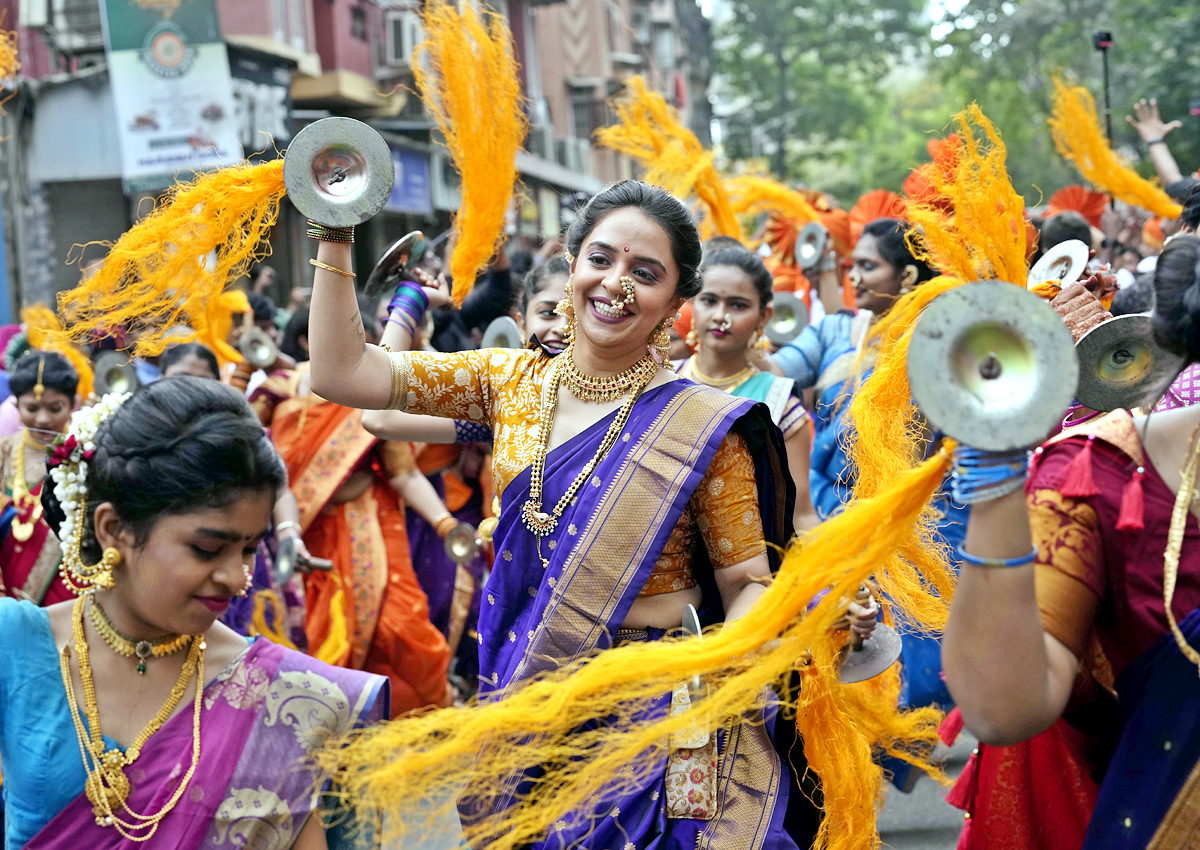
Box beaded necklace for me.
[559,343,659,403]
[88,598,191,674]
[522,357,655,563]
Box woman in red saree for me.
[250,363,451,715]
[1,352,80,605]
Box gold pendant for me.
[87,751,131,824]
[11,517,34,542]
[521,500,557,536]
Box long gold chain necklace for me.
[682,357,756,391]
[59,595,205,840]
[9,430,46,542]
[1163,422,1200,675]
[88,598,191,674]
[521,358,655,556]
[559,343,659,403]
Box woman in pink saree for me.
[0,378,387,850]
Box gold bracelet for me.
[386,351,408,411]
[309,259,356,278]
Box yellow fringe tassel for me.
[725,174,822,225]
[250,589,298,650]
[1049,78,1183,220]
[316,446,954,850]
[21,305,95,399]
[595,76,742,239]
[56,160,286,359]
[415,0,526,307]
[0,26,19,82]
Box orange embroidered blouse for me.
[386,347,766,595]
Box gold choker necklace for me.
[682,358,757,391]
[559,344,660,403]
[88,599,191,675]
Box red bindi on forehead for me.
[623,247,629,252]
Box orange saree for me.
[259,372,450,716]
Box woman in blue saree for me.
[307,181,878,848]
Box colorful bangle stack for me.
[956,544,1038,569]
[386,282,430,336]
[433,512,458,540]
[949,444,1031,505]
[306,220,354,243]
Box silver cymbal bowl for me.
[765,291,809,345]
[363,231,427,298]
[795,222,828,271]
[283,117,394,228]
[1074,314,1187,411]
[908,281,1078,451]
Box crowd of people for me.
[0,82,1199,850]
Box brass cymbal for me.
[765,291,809,345]
[481,315,524,349]
[363,231,427,298]
[1074,314,1186,411]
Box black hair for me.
[1040,211,1092,252]
[9,351,78,399]
[702,235,746,258]
[1182,182,1200,232]
[859,218,937,283]
[42,377,287,562]
[701,246,774,309]
[519,257,570,314]
[1152,235,1200,362]
[159,342,219,380]
[280,307,310,362]
[1111,271,1155,316]
[565,180,704,298]
[248,292,277,324]
[1166,177,1199,203]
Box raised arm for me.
[307,236,393,408]
[1126,98,1185,186]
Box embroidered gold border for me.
[1148,757,1200,849]
[697,703,782,850]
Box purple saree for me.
[25,639,387,850]
[462,381,807,850]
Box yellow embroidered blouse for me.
[386,348,766,596]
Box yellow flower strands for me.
[316,443,955,850]
[522,355,655,544]
[414,0,526,307]
[9,432,43,542]
[88,598,190,674]
[1048,78,1183,221]
[595,76,742,239]
[54,159,287,360]
[60,596,205,839]
[1163,423,1200,674]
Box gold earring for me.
[555,278,577,343]
[652,316,674,367]
[751,329,770,352]
[686,328,699,351]
[900,265,918,294]
[63,545,121,594]
[239,564,253,598]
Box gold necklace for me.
[559,343,660,403]
[682,357,757,391]
[59,595,205,840]
[1163,422,1200,675]
[521,358,655,552]
[9,430,45,542]
[88,598,191,674]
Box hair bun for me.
[1152,235,1200,362]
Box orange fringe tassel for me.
[0,25,19,82]
[21,305,95,400]
[595,76,741,239]
[196,289,251,367]
[56,160,286,359]
[1048,78,1183,220]
[725,174,821,224]
[415,0,526,307]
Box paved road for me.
[395,734,975,850]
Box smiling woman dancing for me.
[0,378,387,850]
[307,180,878,848]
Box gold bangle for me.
[386,351,409,411]
[309,259,356,278]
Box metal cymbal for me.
[839,622,903,684]
[93,351,137,396]
[363,231,428,298]
[274,534,298,586]
[445,522,482,566]
[481,315,524,349]
[765,291,809,345]
[283,117,394,228]
[908,280,1078,451]
[795,222,828,271]
[238,326,278,370]
[1027,239,1089,289]
[1074,314,1187,411]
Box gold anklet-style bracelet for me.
[309,259,356,278]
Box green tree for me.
[715,0,929,181]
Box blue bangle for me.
[956,544,1038,568]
